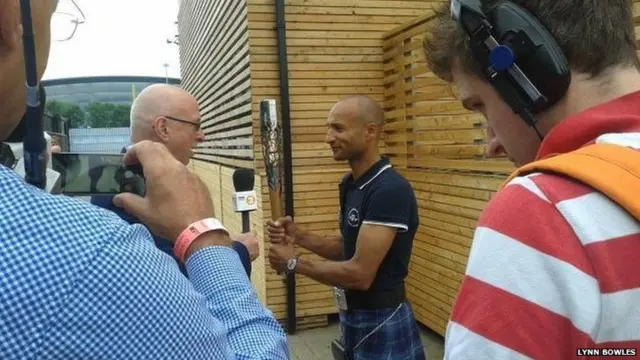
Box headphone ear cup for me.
[487,2,570,113]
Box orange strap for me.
[501,143,640,219]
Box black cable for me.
[519,107,545,142]
[532,123,544,141]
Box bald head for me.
[129,83,198,142]
[325,95,386,162]
[129,83,204,165]
[331,95,385,127]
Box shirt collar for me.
[536,89,640,159]
[341,156,392,190]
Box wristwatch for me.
[285,256,299,274]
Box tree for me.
[46,100,86,128]
[86,102,131,128]
[45,100,131,128]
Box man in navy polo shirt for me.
[91,84,257,277]
[267,95,425,359]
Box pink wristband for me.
[173,218,229,263]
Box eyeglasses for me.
[162,115,201,131]
[51,0,85,42]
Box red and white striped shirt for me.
[445,90,640,359]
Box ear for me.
[363,123,379,140]
[152,116,170,141]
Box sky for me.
[43,0,181,80]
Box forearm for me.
[60,225,289,360]
[296,230,343,261]
[187,245,288,359]
[295,256,370,290]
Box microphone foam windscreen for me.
[233,167,255,191]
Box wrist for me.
[173,218,230,263]
[185,230,232,261]
[294,229,307,247]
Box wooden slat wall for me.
[382,13,513,336]
[246,0,442,324]
[178,0,254,169]
[190,160,268,303]
[178,1,267,303]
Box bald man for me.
[267,95,425,359]
[91,83,258,277]
[129,84,204,165]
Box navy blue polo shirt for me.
[339,157,419,292]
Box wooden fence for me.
[177,0,268,302]
[179,0,254,169]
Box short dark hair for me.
[424,0,640,82]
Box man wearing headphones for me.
[424,0,640,358]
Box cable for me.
[532,123,544,141]
[519,107,545,142]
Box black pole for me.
[19,0,46,189]
[275,0,296,334]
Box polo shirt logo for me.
[347,208,360,227]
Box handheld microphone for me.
[232,168,258,233]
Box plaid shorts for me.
[339,301,426,360]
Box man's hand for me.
[112,141,223,245]
[233,231,259,262]
[268,243,296,273]
[266,216,297,245]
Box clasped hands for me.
[266,216,297,273]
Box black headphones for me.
[451,0,571,138]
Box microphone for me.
[232,167,258,233]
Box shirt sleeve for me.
[89,197,251,278]
[444,178,600,359]
[41,223,288,360]
[231,240,252,277]
[361,180,414,232]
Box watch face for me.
[287,258,297,271]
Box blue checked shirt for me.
[0,165,289,359]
